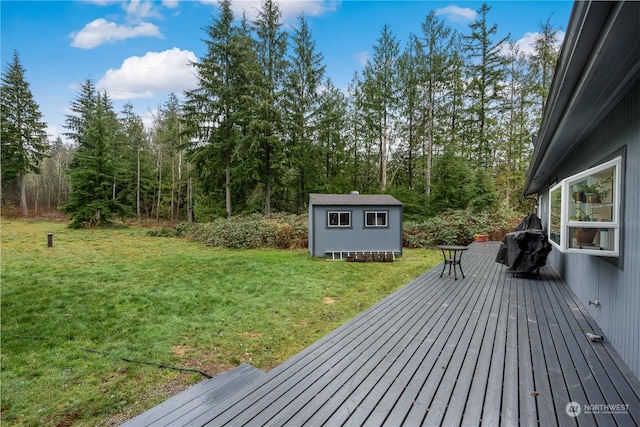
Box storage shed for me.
[308,193,403,258]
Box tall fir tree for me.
[364,25,400,191]
[1,50,49,216]
[418,12,455,195]
[531,17,560,115]
[184,0,255,219]
[464,3,509,168]
[62,91,133,227]
[120,102,151,218]
[283,13,326,213]
[251,0,288,216]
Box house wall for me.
[309,204,403,257]
[539,82,640,377]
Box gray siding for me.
[539,83,640,377]
[309,204,403,257]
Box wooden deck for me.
[123,242,640,426]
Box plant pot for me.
[574,228,597,245]
[475,234,489,242]
[585,193,601,203]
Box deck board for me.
[125,242,640,426]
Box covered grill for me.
[495,214,552,276]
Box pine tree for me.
[283,13,326,212]
[316,79,349,191]
[62,92,133,227]
[365,25,400,191]
[184,0,258,218]
[531,17,560,115]
[120,102,151,218]
[418,12,456,195]
[64,79,97,148]
[1,50,49,216]
[251,0,288,216]
[464,3,508,168]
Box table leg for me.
[457,250,465,279]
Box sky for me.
[1,0,574,142]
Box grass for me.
[0,219,441,426]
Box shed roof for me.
[524,0,640,196]
[309,193,402,206]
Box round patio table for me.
[437,245,468,280]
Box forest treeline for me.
[1,0,560,226]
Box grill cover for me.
[495,214,551,274]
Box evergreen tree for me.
[361,25,400,191]
[418,12,456,195]
[395,34,424,190]
[251,0,289,216]
[1,50,49,216]
[184,0,255,219]
[283,13,326,212]
[62,92,133,227]
[464,3,509,168]
[152,94,184,221]
[120,102,152,218]
[531,17,560,115]
[316,79,350,192]
[64,79,97,148]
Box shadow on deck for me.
[123,242,640,426]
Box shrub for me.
[403,207,522,248]
[176,207,522,250]
[177,214,308,249]
[146,227,178,237]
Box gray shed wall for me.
[538,83,640,377]
[309,204,403,257]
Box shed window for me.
[328,211,351,227]
[365,211,388,227]
[548,156,621,256]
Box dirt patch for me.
[241,331,263,339]
[323,297,336,305]
[97,355,235,426]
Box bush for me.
[146,227,178,237]
[403,206,522,248]
[177,214,308,250]
[176,207,522,250]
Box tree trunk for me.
[265,144,271,217]
[380,117,388,192]
[187,169,193,223]
[170,153,175,222]
[177,150,182,222]
[225,149,232,219]
[156,150,162,221]
[137,147,141,218]
[20,173,28,217]
[426,101,433,196]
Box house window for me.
[548,156,622,256]
[328,211,351,228]
[365,211,388,227]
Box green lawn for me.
[1,220,440,426]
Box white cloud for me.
[511,30,566,56]
[202,0,340,22]
[96,48,198,99]
[123,0,163,22]
[162,0,180,8]
[435,5,476,23]
[353,51,369,67]
[70,18,162,49]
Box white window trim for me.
[548,156,622,257]
[327,211,351,228]
[365,211,388,227]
